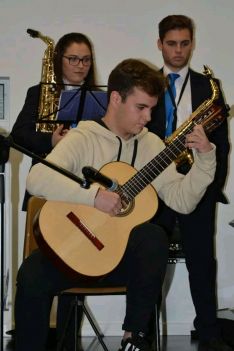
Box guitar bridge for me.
[66,212,104,250]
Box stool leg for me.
[154,304,161,351]
[82,302,109,351]
[74,296,79,351]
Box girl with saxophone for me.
[11,31,98,209]
[11,31,98,351]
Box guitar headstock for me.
[201,104,225,134]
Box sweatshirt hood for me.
[74,120,149,145]
[69,120,148,167]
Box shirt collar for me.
[63,78,84,90]
[163,65,189,81]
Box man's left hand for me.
[185,125,213,153]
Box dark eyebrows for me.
[166,39,191,45]
[136,103,148,108]
[65,54,91,58]
[181,40,191,45]
[136,102,157,110]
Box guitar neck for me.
[120,119,194,199]
[118,98,223,201]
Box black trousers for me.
[14,223,168,351]
[154,185,220,342]
[21,192,82,350]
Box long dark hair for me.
[53,32,97,88]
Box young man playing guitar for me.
[15,58,216,351]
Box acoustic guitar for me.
[34,103,224,277]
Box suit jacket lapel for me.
[190,68,211,111]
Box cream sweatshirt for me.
[27,120,216,214]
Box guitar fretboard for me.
[116,101,222,202]
[119,120,195,200]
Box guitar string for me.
[121,121,195,199]
[121,134,187,198]
[118,108,221,201]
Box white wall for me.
[1,0,234,335]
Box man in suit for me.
[147,15,231,351]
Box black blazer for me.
[11,85,53,157]
[11,85,54,209]
[147,68,230,203]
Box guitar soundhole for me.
[117,197,135,217]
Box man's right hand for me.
[94,189,122,216]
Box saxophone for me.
[165,66,225,168]
[27,29,60,132]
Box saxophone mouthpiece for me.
[203,65,212,78]
[27,28,40,38]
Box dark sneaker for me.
[118,332,150,351]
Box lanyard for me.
[167,70,190,111]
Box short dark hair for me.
[107,59,166,102]
[53,32,97,88]
[158,15,194,41]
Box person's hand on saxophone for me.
[52,124,70,147]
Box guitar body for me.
[35,161,158,277]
